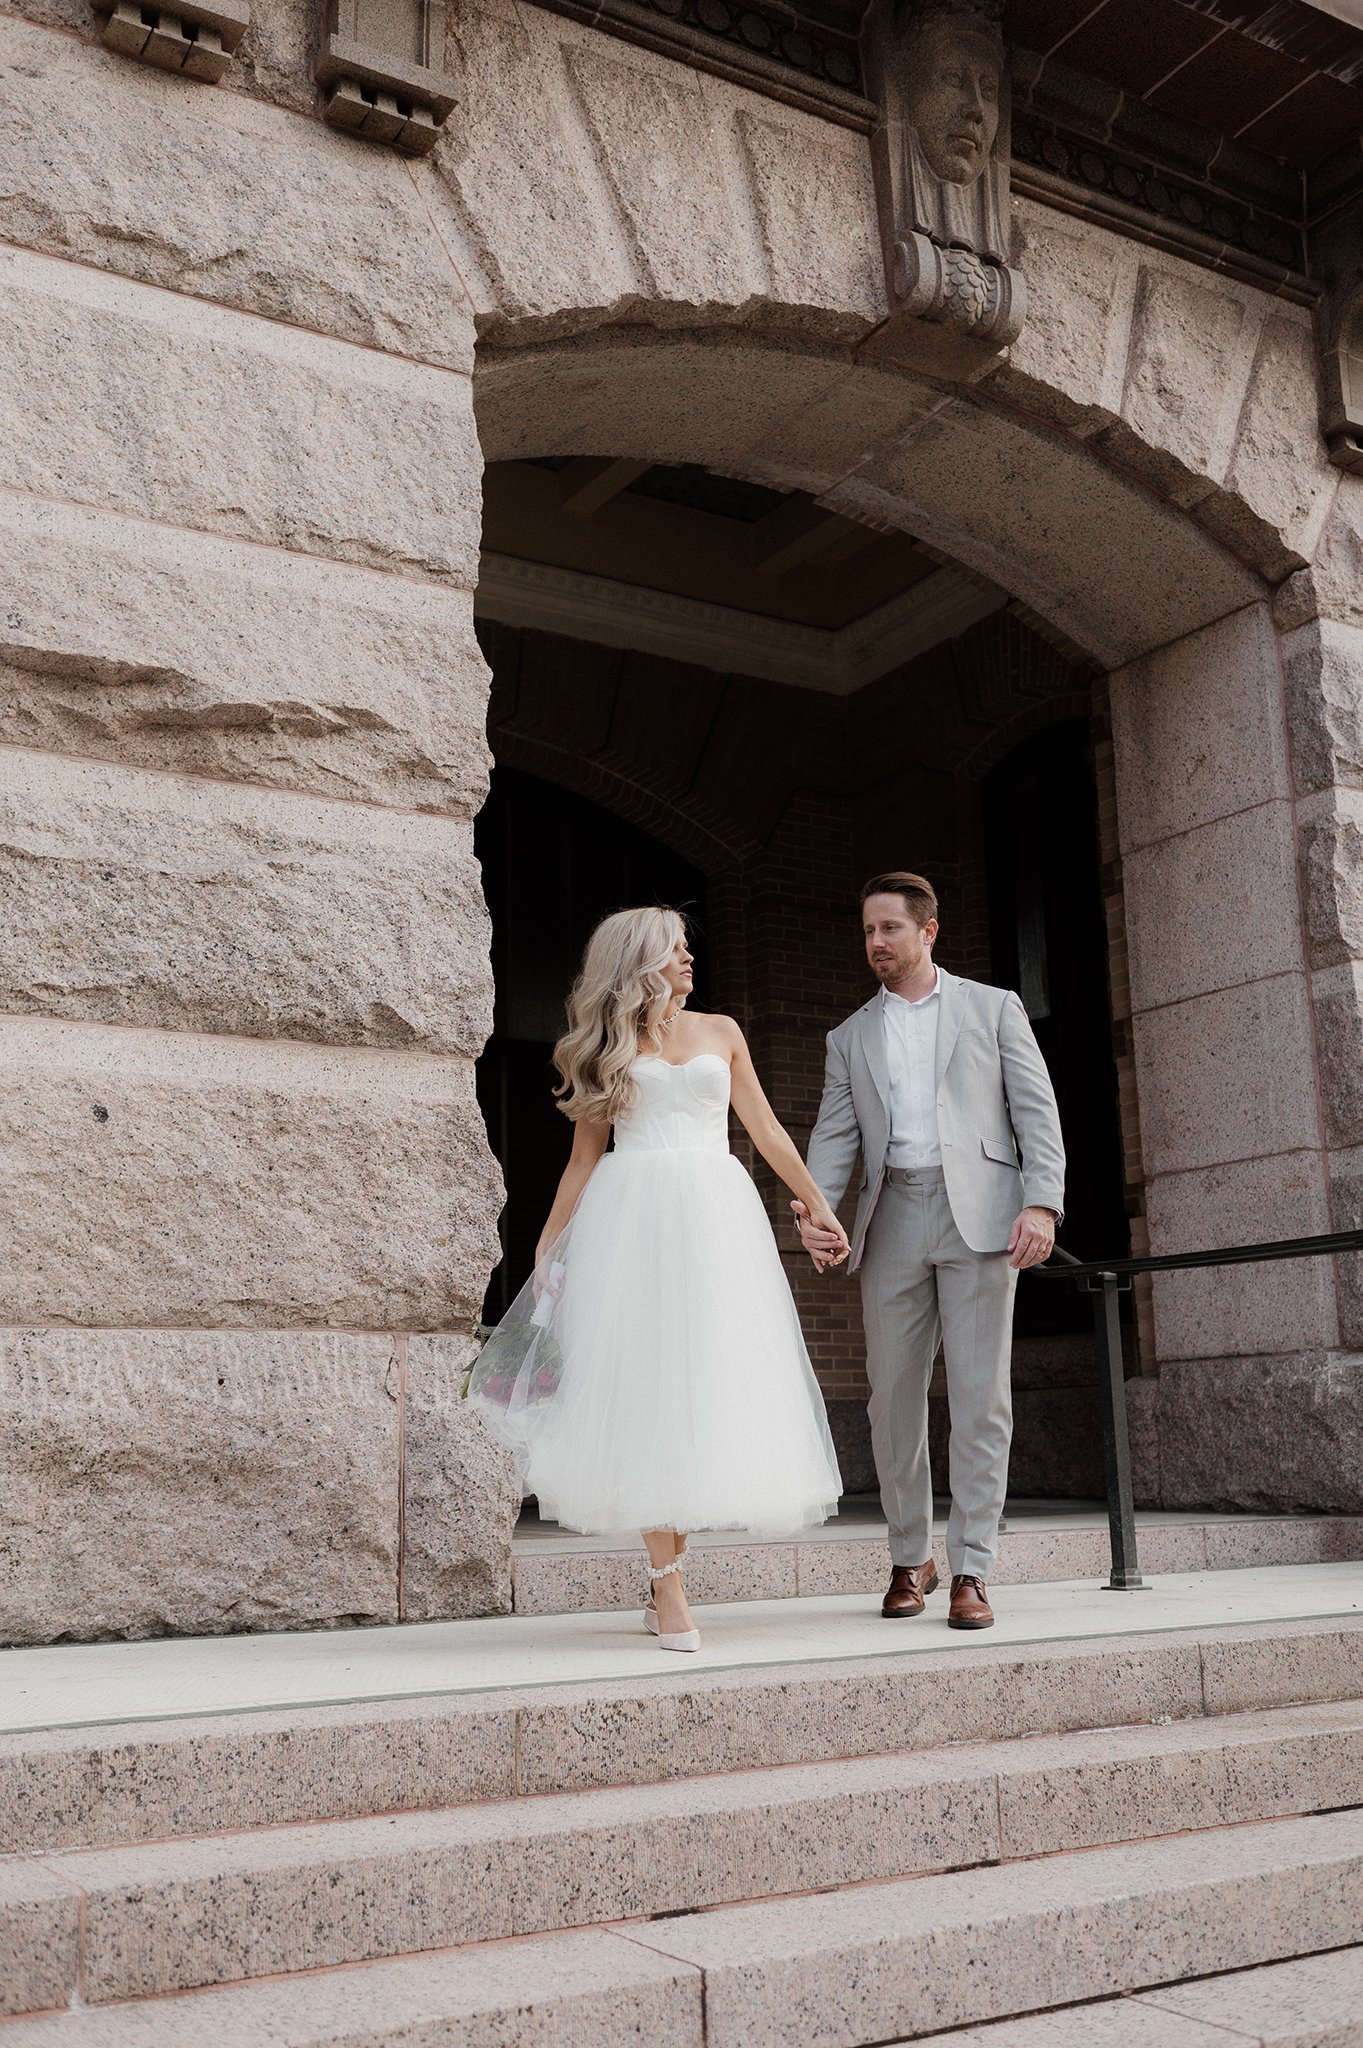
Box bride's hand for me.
[531,1245,563,1304]
[791,1198,850,1272]
[810,1204,850,1267]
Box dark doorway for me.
[474,765,710,1322]
[982,721,1128,1337]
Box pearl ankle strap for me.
[648,1556,684,1580]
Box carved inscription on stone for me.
[867,0,1025,347]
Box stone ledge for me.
[509,1513,1363,1615]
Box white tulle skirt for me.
[467,1148,842,1536]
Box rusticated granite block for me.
[402,1336,521,1621]
[0,1330,400,1646]
[1156,1352,1363,1513]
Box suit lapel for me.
[858,996,890,1115]
[934,968,966,1086]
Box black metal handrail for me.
[1027,1227,1363,1592]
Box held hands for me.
[794,1196,1054,1271]
[1008,1205,1057,1270]
[791,1198,850,1273]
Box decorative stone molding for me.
[1011,113,1309,299]
[865,0,1025,355]
[94,0,249,82]
[474,551,1007,693]
[319,0,457,156]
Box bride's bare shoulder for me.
[705,1014,747,1057]
[675,1010,744,1058]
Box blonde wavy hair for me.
[553,906,685,1125]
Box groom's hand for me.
[1008,1205,1057,1270]
[792,1198,844,1273]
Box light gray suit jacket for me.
[806,970,1066,1268]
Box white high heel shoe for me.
[646,1547,699,1653]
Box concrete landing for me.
[5,1560,1362,1734]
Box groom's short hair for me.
[860,872,938,928]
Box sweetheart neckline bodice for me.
[632,1052,730,1073]
[617,1050,732,1153]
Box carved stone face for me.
[905,21,1001,186]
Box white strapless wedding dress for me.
[468,1053,842,1536]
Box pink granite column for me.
[1110,599,1359,1510]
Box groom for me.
[795,873,1065,1630]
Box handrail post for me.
[1088,1270,1147,1591]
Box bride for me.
[468,906,848,1653]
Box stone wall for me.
[0,12,518,1644]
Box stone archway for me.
[436,0,1361,1505]
[466,318,1359,1505]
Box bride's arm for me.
[534,1116,610,1266]
[722,1019,849,1262]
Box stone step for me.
[3,1701,1363,2012]
[910,1944,1363,2043]
[612,1809,1363,2045]
[511,1511,1363,1615]
[5,1611,1363,1854]
[0,1929,700,2048]
[4,1810,1361,2045]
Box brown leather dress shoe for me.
[881,1561,939,1618]
[948,1575,994,1629]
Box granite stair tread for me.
[0,1926,703,2048]
[4,1809,1362,2045]
[10,1563,1363,1741]
[6,1609,1363,1854]
[909,1943,1363,2044]
[3,1699,1361,2006]
[613,1809,1363,2044]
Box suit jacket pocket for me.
[981,1134,1019,1167]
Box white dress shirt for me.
[883,968,942,1169]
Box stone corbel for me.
[1321,289,1363,473]
[1309,158,1363,473]
[863,0,1025,370]
[319,1,456,157]
[95,0,250,82]
[892,233,1023,343]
